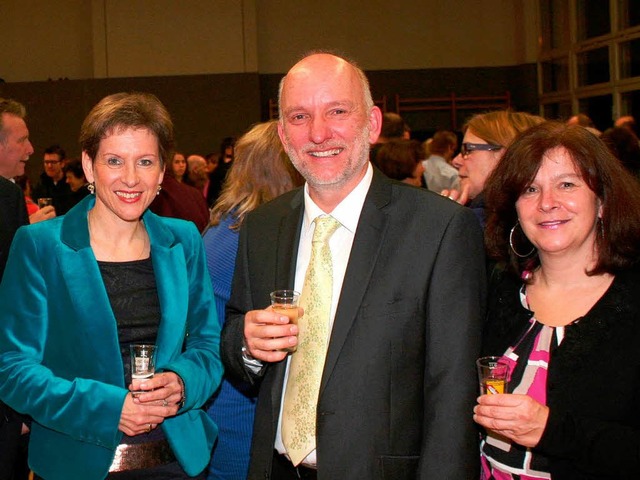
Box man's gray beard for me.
[286,127,371,189]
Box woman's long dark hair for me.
[484,121,640,278]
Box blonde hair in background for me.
[465,110,545,149]
[210,120,303,230]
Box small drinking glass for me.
[130,344,157,396]
[476,356,509,395]
[270,290,300,352]
[37,197,53,209]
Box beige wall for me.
[1,0,536,82]
[92,0,257,78]
[1,0,94,82]
[256,0,538,73]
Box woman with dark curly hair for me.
[476,121,640,479]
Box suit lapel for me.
[321,172,391,391]
[58,197,122,383]
[275,193,304,290]
[152,240,188,367]
[139,211,185,367]
[270,193,304,421]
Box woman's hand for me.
[130,371,184,411]
[441,183,470,206]
[118,393,170,436]
[473,393,549,448]
[120,372,185,435]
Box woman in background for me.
[204,120,302,480]
[0,92,222,479]
[476,122,640,479]
[376,139,425,187]
[442,110,544,227]
[169,151,187,182]
[601,126,640,180]
[63,159,91,209]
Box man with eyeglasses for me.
[32,144,73,215]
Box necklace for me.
[88,211,148,262]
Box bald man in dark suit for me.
[221,53,485,480]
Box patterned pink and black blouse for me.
[480,287,570,480]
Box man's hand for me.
[29,206,56,224]
[244,307,301,363]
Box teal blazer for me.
[0,196,222,479]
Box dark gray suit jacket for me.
[222,170,486,479]
[0,176,29,480]
[0,176,28,282]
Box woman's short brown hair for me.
[485,121,640,277]
[79,92,174,167]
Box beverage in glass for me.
[476,356,509,395]
[130,344,157,395]
[270,290,300,352]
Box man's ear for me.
[368,106,382,144]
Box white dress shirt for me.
[274,163,374,466]
[422,154,460,192]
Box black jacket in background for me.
[0,176,28,282]
[31,172,72,215]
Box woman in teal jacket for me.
[0,93,222,479]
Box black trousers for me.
[271,451,317,480]
[0,403,29,480]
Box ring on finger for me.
[162,399,168,407]
[146,424,152,433]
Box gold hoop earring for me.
[509,221,535,258]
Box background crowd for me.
[1,50,640,480]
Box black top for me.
[97,257,160,387]
[97,256,163,445]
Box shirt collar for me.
[302,162,373,234]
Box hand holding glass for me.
[270,290,300,352]
[130,344,157,396]
[476,356,509,395]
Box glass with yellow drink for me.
[476,356,509,395]
[270,289,300,352]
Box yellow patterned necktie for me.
[282,215,341,466]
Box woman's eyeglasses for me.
[460,142,502,158]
